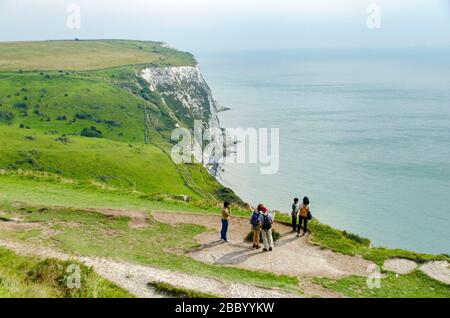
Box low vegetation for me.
[0,247,132,298]
[246,229,281,242]
[0,39,447,298]
[147,281,217,298]
[0,202,300,293]
[314,271,450,298]
[0,40,196,71]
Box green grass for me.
[264,212,449,266]
[0,173,217,213]
[0,40,196,71]
[314,271,450,298]
[246,229,281,242]
[147,281,217,298]
[305,220,449,265]
[0,247,132,298]
[1,171,448,268]
[0,127,202,197]
[0,71,163,143]
[0,203,300,293]
[0,39,447,297]
[0,175,448,297]
[0,39,238,204]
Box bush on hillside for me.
[55,135,70,143]
[81,126,102,138]
[342,231,371,246]
[103,120,122,127]
[75,113,95,120]
[14,102,28,110]
[245,229,281,242]
[216,187,245,206]
[0,111,14,122]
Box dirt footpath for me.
[0,239,299,298]
[152,211,372,279]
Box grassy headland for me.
[0,40,448,298]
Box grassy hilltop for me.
[0,40,196,71]
[0,40,232,202]
[0,40,448,298]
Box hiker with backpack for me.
[220,201,231,242]
[259,206,274,252]
[249,204,264,249]
[291,197,300,232]
[297,196,311,237]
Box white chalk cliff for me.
[141,66,224,175]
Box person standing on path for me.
[291,197,300,232]
[259,206,274,252]
[249,204,263,249]
[220,201,231,242]
[297,196,310,237]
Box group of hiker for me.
[220,196,312,251]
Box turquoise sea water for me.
[196,49,450,255]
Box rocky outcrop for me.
[141,66,224,176]
[141,66,220,131]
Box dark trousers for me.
[297,217,308,234]
[291,216,297,231]
[221,219,229,241]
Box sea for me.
[196,48,450,255]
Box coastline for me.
[195,50,450,256]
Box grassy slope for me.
[0,40,448,298]
[0,40,228,202]
[0,247,132,298]
[0,127,199,197]
[0,201,300,293]
[1,173,449,297]
[314,271,450,298]
[0,71,147,142]
[147,281,217,298]
[0,40,196,71]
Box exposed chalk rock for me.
[383,258,418,274]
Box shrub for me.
[0,111,14,122]
[56,115,67,121]
[55,135,70,143]
[147,281,216,298]
[81,126,102,138]
[342,231,371,246]
[14,102,28,110]
[246,229,281,242]
[103,120,122,127]
[75,113,94,120]
[15,158,39,166]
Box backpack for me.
[300,205,308,218]
[261,214,272,230]
[250,211,260,227]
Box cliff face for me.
[141,66,223,175]
[141,66,221,131]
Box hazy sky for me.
[1,0,450,52]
